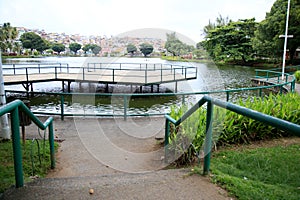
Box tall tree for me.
[82,44,93,53]
[52,43,65,54]
[69,43,82,55]
[82,44,101,55]
[91,45,101,55]
[203,18,257,63]
[203,14,230,36]
[165,32,194,56]
[20,32,48,53]
[127,44,137,56]
[254,0,300,61]
[0,23,18,53]
[139,43,153,57]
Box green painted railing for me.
[164,95,300,175]
[0,100,55,188]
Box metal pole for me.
[282,0,291,80]
[48,121,55,169]
[60,95,64,121]
[11,107,24,187]
[0,50,10,139]
[203,101,213,175]
[164,118,170,162]
[123,96,127,120]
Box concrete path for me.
[1,116,231,200]
[295,83,300,95]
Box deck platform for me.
[3,63,197,93]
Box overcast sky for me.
[0,0,276,42]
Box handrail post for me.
[123,96,127,120]
[259,88,262,97]
[82,68,85,80]
[49,121,55,169]
[26,68,29,82]
[226,91,230,102]
[13,64,16,75]
[164,118,170,161]
[173,69,176,80]
[113,69,115,82]
[60,95,64,121]
[55,67,57,79]
[292,80,295,92]
[203,101,213,175]
[145,65,147,84]
[11,107,24,188]
[38,64,40,73]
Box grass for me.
[0,139,58,193]
[209,141,300,200]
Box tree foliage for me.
[52,43,65,54]
[92,45,101,55]
[139,43,153,57]
[202,18,257,63]
[69,43,82,55]
[0,23,18,53]
[203,14,231,36]
[165,32,194,56]
[20,32,48,53]
[254,0,300,61]
[82,44,101,55]
[127,44,137,55]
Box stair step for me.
[1,169,230,200]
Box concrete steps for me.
[1,169,230,200]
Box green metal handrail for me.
[0,100,55,188]
[164,95,300,175]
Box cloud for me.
[0,0,276,42]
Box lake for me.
[4,57,256,116]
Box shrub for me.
[168,93,300,164]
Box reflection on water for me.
[5,57,256,115]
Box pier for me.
[3,62,197,93]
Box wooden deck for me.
[4,69,196,85]
[251,76,294,93]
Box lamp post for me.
[0,50,10,139]
[281,0,291,80]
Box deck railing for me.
[3,63,198,85]
[3,69,297,120]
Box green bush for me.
[295,70,300,83]
[169,93,300,163]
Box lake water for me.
[4,57,256,116]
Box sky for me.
[0,0,276,43]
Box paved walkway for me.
[295,83,300,95]
[1,116,231,200]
